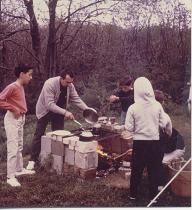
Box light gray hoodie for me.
[125,77,172,140]
[36,76,89,119]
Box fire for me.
[96,144,108,157]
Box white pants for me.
[4,111,25,178]
[162,149,185,165]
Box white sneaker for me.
[7,177,21,187]
[26,161,35,170]
[15,168,35,176]
[158,186,164,191]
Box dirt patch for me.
[102,171,130,188]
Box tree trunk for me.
[23,0,44,78]
[44,0,58,77]
[0,0,2,22]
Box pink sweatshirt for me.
[0,82,27,113]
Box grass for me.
[0,103,191,207]
[0,168,191,208]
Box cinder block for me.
[40,151,51,165]
[79,168,96,180]
[41,136,52,153]
[68,136,79,150]
[125,171,131,188]
[63,163,74,176]
[51,140,65,156]
[64,147,75,165]
[75,141,98,153]
[74,166,81,176]
[75,151,98,169]
[46,132,53,138]
[52,154,64,175]
[63,136,79,146]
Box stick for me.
[147,157,191,207]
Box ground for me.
[0,164,191,207]
[0,104,191,207]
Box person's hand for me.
[64,111,75,120]
[109,95,119,103]
[12,109,21,119]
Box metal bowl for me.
[83,108,99,124]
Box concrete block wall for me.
[40,132,98,179]
[75,151,98,169]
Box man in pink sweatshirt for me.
[0,64,35,187]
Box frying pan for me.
[83,108,99,124]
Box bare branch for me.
[0,28,30,41]
[0,65,12,70]
[56,0,105,32]
[1,11,30,22]
[60,8,105,53]
[3,39,41,64]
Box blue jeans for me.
[120,111,127,125]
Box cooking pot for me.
[92,123,101,135]
[83,108,99,124]
[79,131,94,142]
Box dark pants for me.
[130,140,162,199]
[30,112,64,162]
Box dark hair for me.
[154,90,165,103]
[14,64,33,78]
[119,76,133,86]
[60,70,74,79]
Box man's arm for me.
[118,94,134,104]
[43,82,67,116]
[68,84,89,110]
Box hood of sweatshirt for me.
[134,77,155,103]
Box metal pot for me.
[79,131,94,142]
[92,123,101,135]
[83,108,99,124]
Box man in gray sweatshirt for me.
[27,70,89,170]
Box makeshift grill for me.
[40,116,133,180]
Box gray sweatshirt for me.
[36,76,89,119]
[125,77,172,140]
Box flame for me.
[96,144,108,157]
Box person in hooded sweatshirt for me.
[125,77,172,201]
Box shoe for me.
[150,199,157,204]
[128,196,136,200]
[26,161,35,170]
[15,168,35,176]
[158,186,164,191]
[7,177,21,187]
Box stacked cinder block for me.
[40,131,98,180]
[74,141,98,180]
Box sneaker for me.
[150,199,157,204]
[158,186,164,191]
[128,196,136,200]
[26,161,35,170]
[7,177,21,187]
[15,168,35,176]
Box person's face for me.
[120,85,131,92]
[20,69,33,85]
[60,74,74,87]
